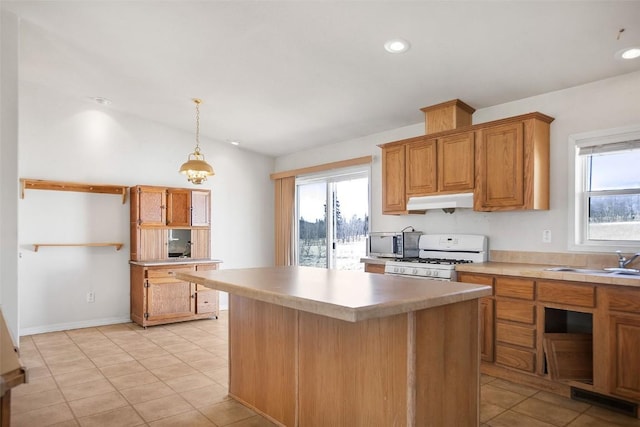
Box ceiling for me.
[3,1,640,157]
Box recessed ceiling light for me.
[229,140,240,146]
[384,38,410,54]
[619,47,640,59]
[91,96,112,105]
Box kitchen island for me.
[176,266,492,426]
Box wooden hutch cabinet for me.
[129,185,219,328]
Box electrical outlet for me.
[542,229,552,243]
[86,291,95,303]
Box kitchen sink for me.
[545,266,640,276]
[603,267,640,276]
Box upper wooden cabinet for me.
[438,132,475,193]
[191,190,211,227]
[131,186,211,227]
[474,113,553,211]
[380,109,553,214]
[406,132,475,197]
[382,144,407,214]
[167,188,191,227]
[130,185,211,261]
[406,137,437,196]
[135,186,167,226]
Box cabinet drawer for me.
[457,273,494,290]
[538,280,595,308]
[496,322,536,349]
[146,265,196,278]
[495,345,536,373]
[365,264,385,274]
[196,288,218,314]
[496,300,535,324]
[495,277,535,300]
[602,287,640,313]
[196,263,219,272]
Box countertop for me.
[455,262,640,288]
[129,258,223,267]
[175,266,492,322]
[360,257,640,288]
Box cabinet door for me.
[480,298,495,362]
[609,314,640,400]
[457,273,494,362]
[136,186,167,226]
[167,189,191,227]
[475,122,524,210]
[138,229,168,260]
[191,229,210,259]
[146,278,195,321]
[382,145,407,214]
[406,138,437,196]
[191,190,211,227]
[438,132,475,192]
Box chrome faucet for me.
[616,250,640,268]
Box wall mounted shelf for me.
[33,243,124,252]
[20,179,128,204]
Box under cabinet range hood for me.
[406,193,474,212]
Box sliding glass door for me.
[296,168,369,270]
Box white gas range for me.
[383,234,488,281]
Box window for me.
[571,125,640,249]
[295,166,370,270]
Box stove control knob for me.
[394,267,401,273]
[424,270,432,276]
[412,268,418,275]
[432,271,439,277]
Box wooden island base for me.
[176,267,491,426]
[228,295,480,426]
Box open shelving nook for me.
[20,178,128,204]
[21,178,129,253]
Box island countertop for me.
[175,265,491,322]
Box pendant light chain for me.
[194,99,201,155]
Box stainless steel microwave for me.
[367,231,422,258]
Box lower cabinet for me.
[608,314,640,401]
[131,262,220,327]
[458,271,640,412]
[457,272,495,362]
[601,287,640,401]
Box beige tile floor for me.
[11,312,640,427]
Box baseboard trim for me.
[20,316,131,337]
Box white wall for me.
[1,10,21,343]
[18,82,275,335]
[276,71,640,254]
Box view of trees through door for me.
[296,169,369,270]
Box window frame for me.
[569,124,640,251]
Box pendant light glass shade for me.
[180,98,214,184]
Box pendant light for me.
[179,98,214,184]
